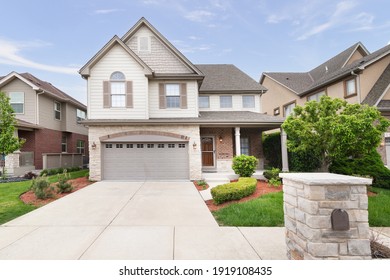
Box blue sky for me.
[0,0,389,104]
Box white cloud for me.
[184,10,215,22]
[0,38,78,75]
[93,9,122,15]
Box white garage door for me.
[102,142,189,180]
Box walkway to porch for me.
[199,170,266,201]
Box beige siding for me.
[383,87,390,99]
[88,44,149,119]
[360,55,390,102]
[65,104,88,135]
[148,80,198,118]
[125,26,192,74]
[326,82,359,103]
[38,95,63,130]
[345,50,365,66]
[199,94,261,112]
[1,79,37,123]
[261,77,300,115]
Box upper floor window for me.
[166,84,181,108]
[76,109,86,122]
[344,78,357,98]
[274,107,280,116]
[110,71,126,107]
[242,95,255,108]
[138,36,150,52]
[54,101,61,120]
[199,96,210,108]
[220,96,232,108]
[9,92,24,114]
[284,101,296,117]
[307,91,326,102]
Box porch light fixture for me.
[219,136,223,143]
[193,141,197,149]
[91,142,97,150]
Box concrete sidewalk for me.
[0,181,287,260]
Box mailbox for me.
[331,209,350,231]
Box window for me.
[199,96,210,108]
[242,95,255,108]
[106,144,113,148]
[307,91,325,102]
[166,84,180,108]
[220,96,232,108]
[284,102,296,117]
[158,144,165,148]
[126,144,133,148]
[137,144,144,148]
[178,144,186,148]
[61,133,67,152]
[147,144,154,148]
[110,71,126,107]
[116,144,123,148]
[54,101,61,120]
[240,137,249,155]
[9,92,24,114]
[76,109,86,122]
[168,144,175,148]
[76,140,85,154]
[274,107,280,116]
[345,78,357,97]
[138,36,150,52]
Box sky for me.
[0,0,389,105]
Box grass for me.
[212,192,284,227]
[212,187,390,227]
[368,187,390,227]
[0,169,89,225]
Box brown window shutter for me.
[126,81,133,108]
[180,83,187,109]
[159,83,166,109]
[103,81,111,108]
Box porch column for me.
[235,127,241,156]
[281,128,289,172]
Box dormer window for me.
[138,36,150,52]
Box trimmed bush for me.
[330,149,390,189]
[232,155,258,177]
[56,172,73,194]
[263,132,282,169]
[211,177,257,205]
[263,167,281,180]
[30,176,53,199]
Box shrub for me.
[40,169,48,176]
[211,177,257,205]
[263,167,281,180]
[330,149,390,189]
[268,177,282,187]
[30,176,53,199]
[232,155,258,177]
[24,171,37,180]
[263,132,282,169]
[56,171,73,194]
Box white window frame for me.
[199,96,210,108]
[165,84,181,108]
[76,140,85,155]
[242,95,255,108]
[284,101,296,117]
[307,91,326,102]
[76,109,86,122]
[110,72,126,108]
[220,95,232,108]
[54,101,61,120]
[9,92,25,114]
[345,78,357,98]
[240,137,250,155]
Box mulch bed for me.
[371,241,390,258]
[20,177,93,207]
[204,180,282,211]
[193,181,209,191]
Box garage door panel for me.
[103,142,189,180]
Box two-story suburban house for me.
[80,17,285,181]
[0,72,88,176]
[260,42,390,166]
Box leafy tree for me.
[281,96,390,172]
[0,92,25,176]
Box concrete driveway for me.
[0,181,287,260]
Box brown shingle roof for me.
[196,64,267,93]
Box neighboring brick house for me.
[79,17,285,181]
[0,72,88,175]
[260,42,390,166]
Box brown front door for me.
[201,137,214,167]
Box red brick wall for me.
[240,128,264,159]
[200,127,234,160]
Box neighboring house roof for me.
[196,64,267,94]
[377,100,390,111]
[81,111,284,127]
[361,62,390,106]
[260,42,390,97]
[0,72,86,110]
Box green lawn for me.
[212,187,390,227]
[0,169,89,225]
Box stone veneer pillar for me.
[279,173,372,260]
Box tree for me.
[281,96,390,172]
[0,92,25,176]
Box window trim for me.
[283,100,297,117]
[76,109,86,122]
[273,107,280,116]
[344,77,357,99]
[54,101,61,120]
[242,95,255,108]
[61,133,67,153]
[76,140,85,155]
[165,83,181,109]
[219,95,233,109]
[9,92,25,114]
[306,89,327,101]
[199,95,210,109]
[240,137,250,155]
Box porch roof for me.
[81,111,284,129]
[16,119,42,130]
